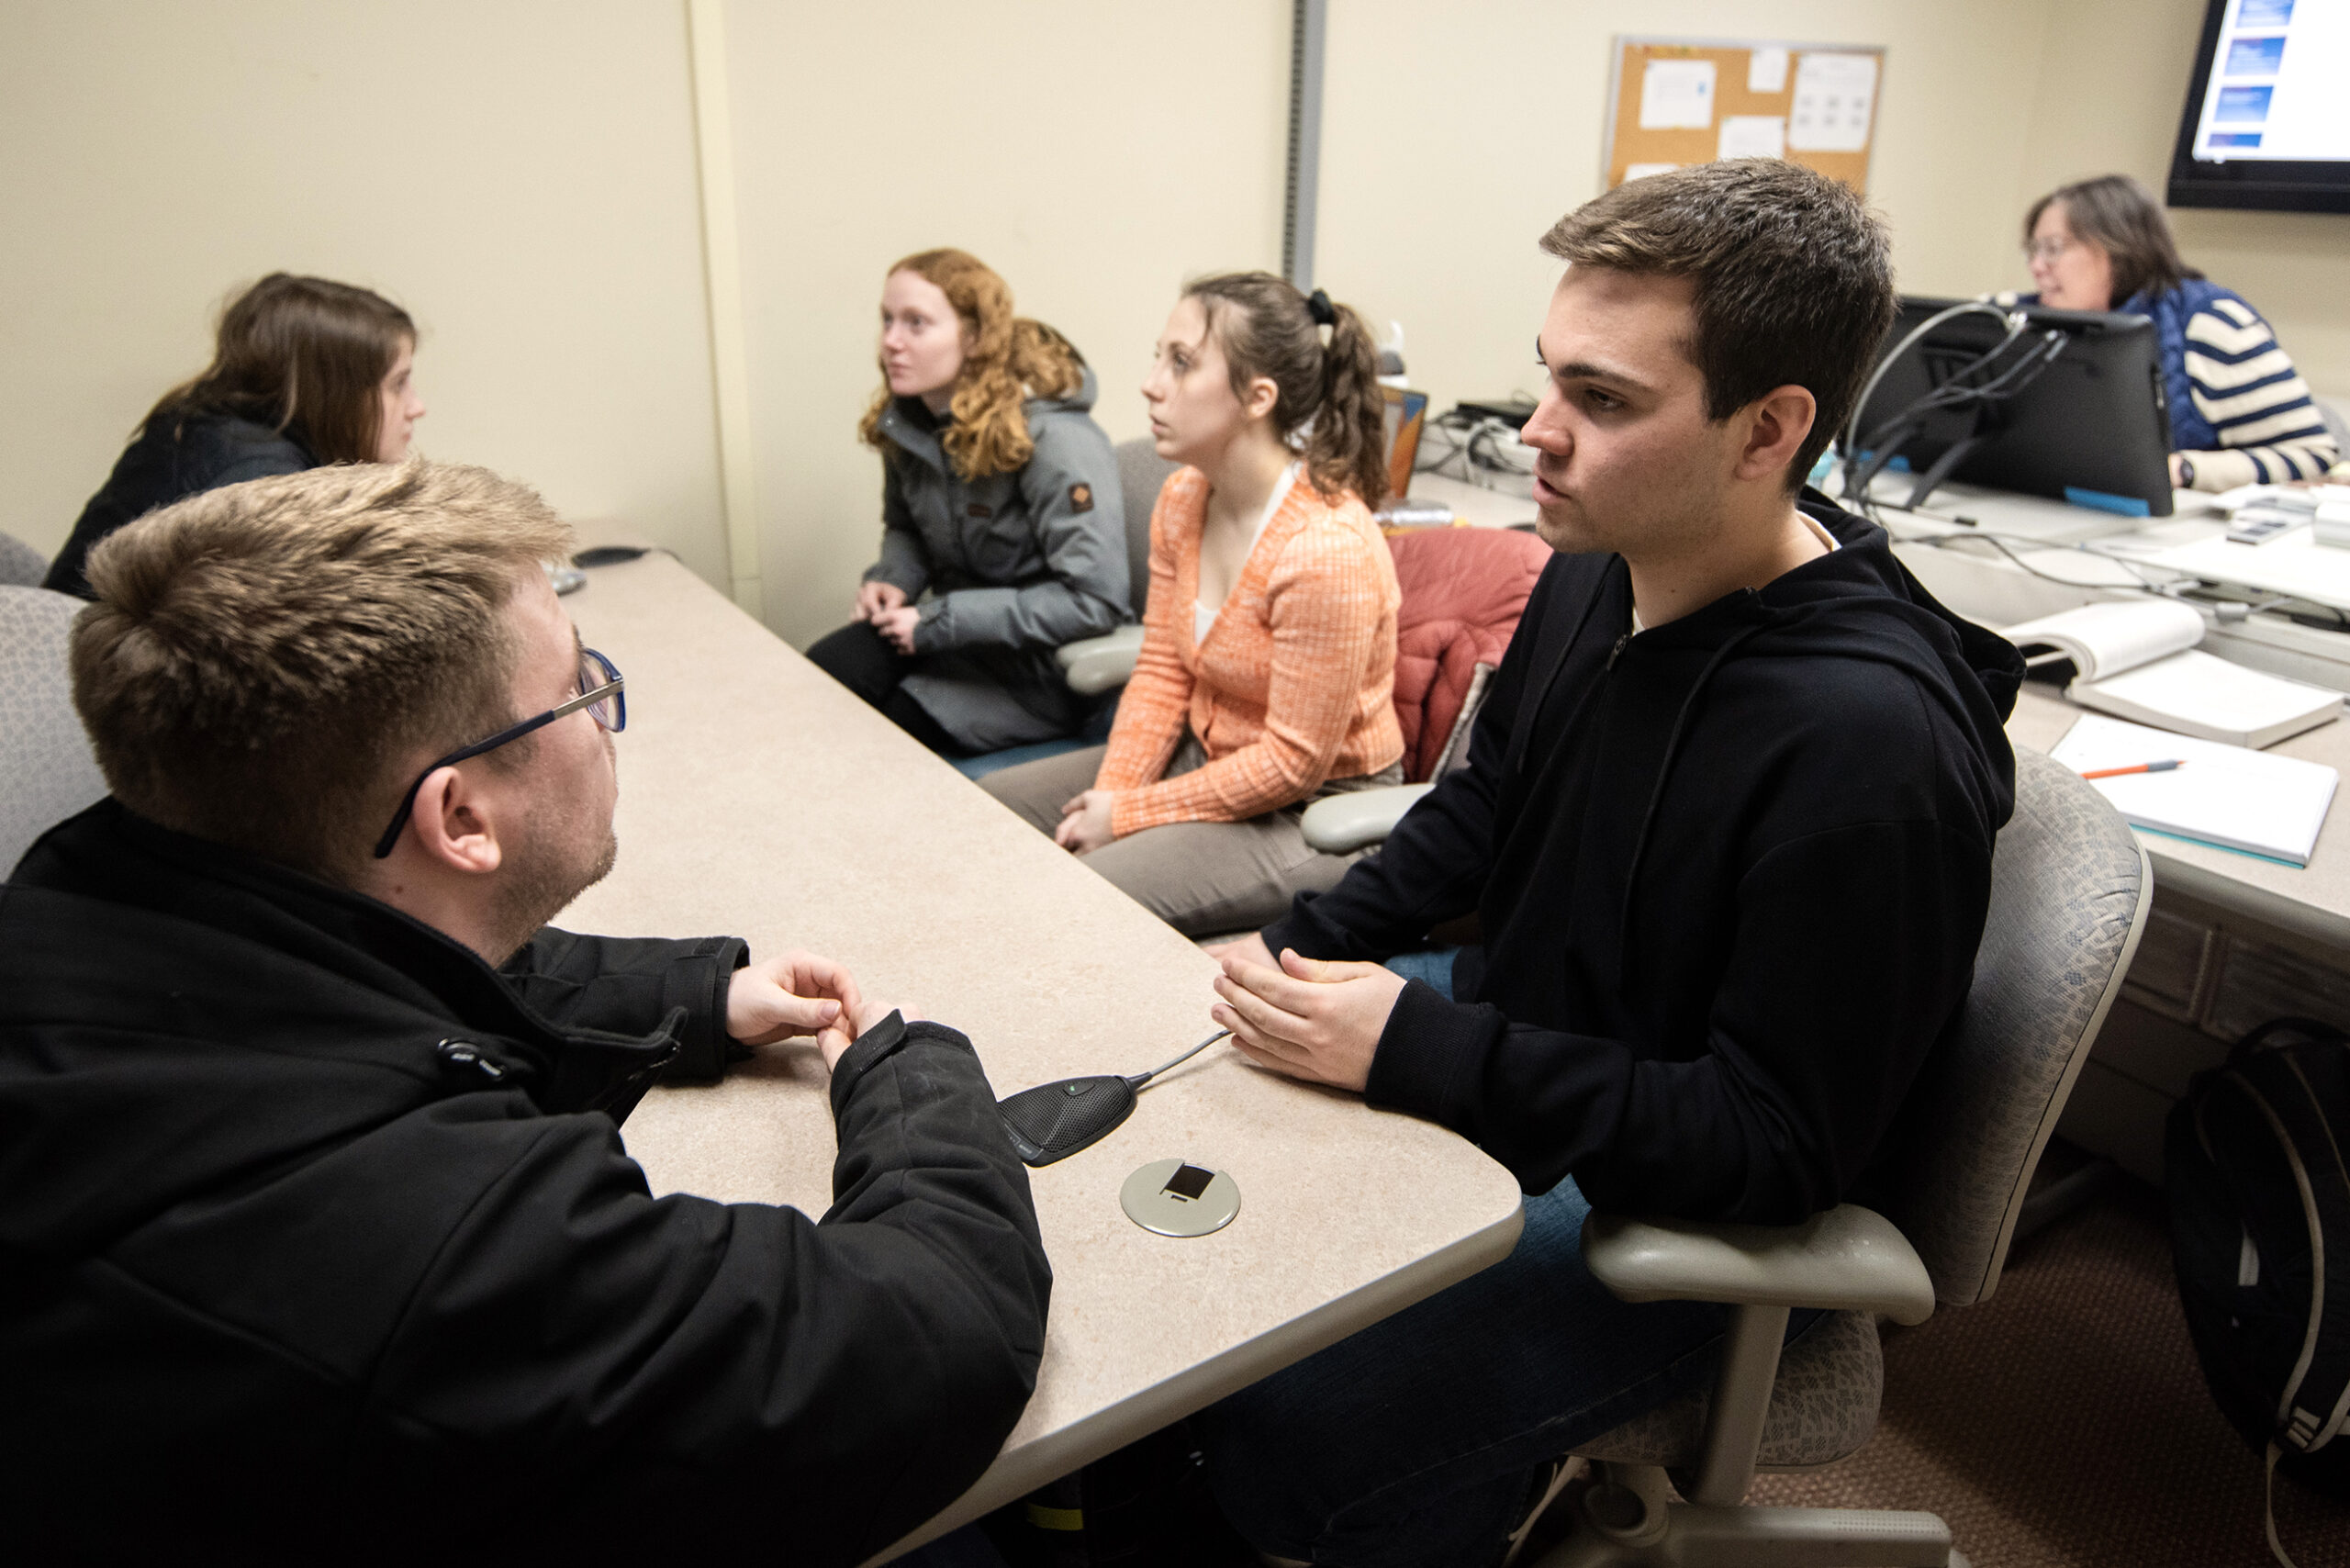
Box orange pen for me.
[2080,760,2187,779]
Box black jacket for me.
[1265,496,2023,1224]
[0,801,1050,1566]
[46,409,315,598]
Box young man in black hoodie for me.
[0,461,1049,1566]
[1194,162,2023,1564]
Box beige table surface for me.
[555,553,1526,1557]
[2007,687,2350,948]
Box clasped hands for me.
[725,950,902,1072]
[1203,932,1405,1093]
[854,580,923,655]
[1054,789,1117,854]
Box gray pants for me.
[979,741,1403,938]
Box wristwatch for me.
[2176,455,2196,488]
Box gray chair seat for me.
[1,587,106,871]
[1572,1307,1881,1471]
[0,530,48,588]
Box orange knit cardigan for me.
[1097,465,1403,837]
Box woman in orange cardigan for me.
[982,273,1402,935]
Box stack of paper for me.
[2051,714,2338,867]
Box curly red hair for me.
[858,249,1085,480]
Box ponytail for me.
[1307,296,1389,509]
[1185,272,1390,508]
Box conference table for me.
[556,551,1527,1559]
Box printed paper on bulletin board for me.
[1603,38,1884,194]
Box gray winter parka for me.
[865,368,1129,750]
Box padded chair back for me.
[1880,748,2150,1306]
[1113,438,1177,616]
[1385,527,1551,781]
[0,530,47,587]
[0,587,106,874]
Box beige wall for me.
[0,0,729,583]
[1314,0,2068,420]
[720,0,1292,644]
[3,1,2343,637]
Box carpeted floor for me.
[1746,1177,2350,1567]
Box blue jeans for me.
[1191,948,1737,1568]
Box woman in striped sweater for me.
[2022,174,2337,490]
[982,274,1403,936]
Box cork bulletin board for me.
[1602,37,1886,193]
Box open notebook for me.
[2051,714,2338,867]
[2003,599,2342,749]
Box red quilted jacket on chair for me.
[1385,526,1553,782]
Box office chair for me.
[0,530,47,588]
[1048,437,1173,697]
[0,587,107,873]
[950,438,1171,780]
[1518,748,2151,1568]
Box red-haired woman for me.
[805,249,1129,756]
[48,273,425,598]
[982,273,1403,937]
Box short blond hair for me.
[72,459,573,883]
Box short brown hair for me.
[72,460,572,883]
[1184,273,1390,508]
[149,273,417,465]
[1540,161,1895,490]
[2023,174,2202,305]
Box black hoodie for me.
[0,801,1049,1566]
[1265,495,2023,1225]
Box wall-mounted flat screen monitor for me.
[2168,0,2350,212]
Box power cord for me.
[1840,302,2063,521]
[1417,409,1537,488]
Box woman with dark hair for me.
[47,273,424,598]
[2020,174,2336,490]
[804,249,1128,756]
[981,273,1403,937]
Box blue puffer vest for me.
[2115,278,2239,453]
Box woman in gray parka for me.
[807,248,1129,756]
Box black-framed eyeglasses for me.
[371,647,626,859]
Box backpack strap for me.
[2231,1015,2350,1069]
[2221,1036,2350,1455]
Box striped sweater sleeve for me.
[2178,297,2339,489]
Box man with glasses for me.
[0,461,1049,1566]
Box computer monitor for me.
[2168,0,2350,214]
[1847,295,2177,518]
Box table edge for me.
[866,1193,1528,1562]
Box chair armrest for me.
[1057,625,1144,695]
[1582,1204,1937,1326]
[1300,784,1435,855]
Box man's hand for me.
[1202,931,1276,970]
[816,996,904,1073]
[874,604,923,655]
[1211,948,1406,1092]
[1055,789,1118,853]
[856,580,908,622]
[728,950,863,1047]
